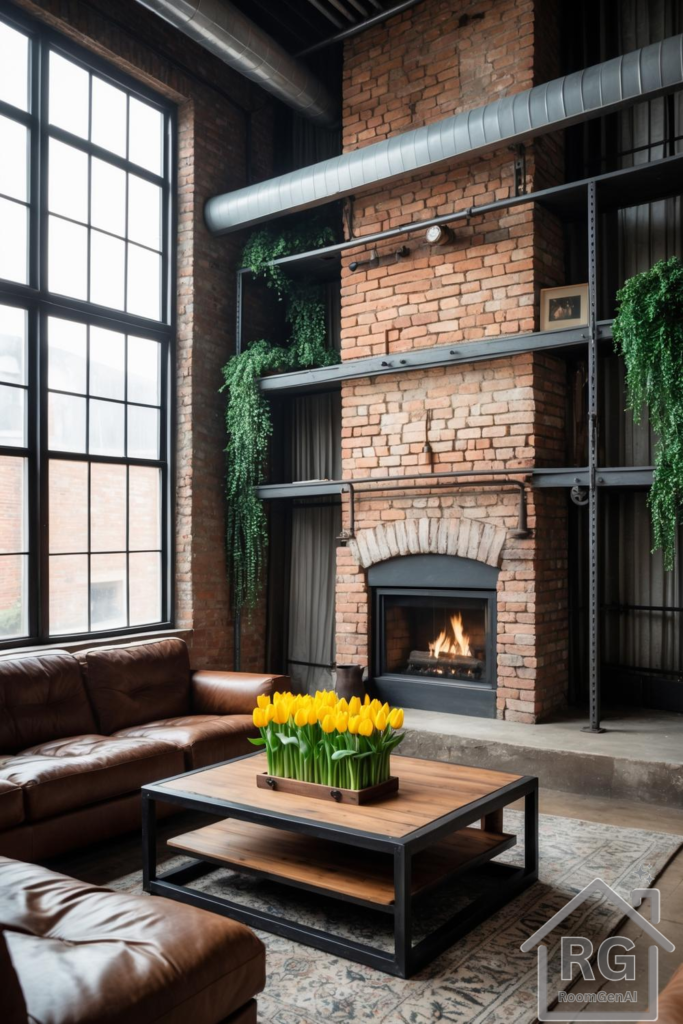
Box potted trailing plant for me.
[250,690,405,803]
[221,221,338,612]
[613,256,683,570]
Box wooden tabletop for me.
[158,753,523,838]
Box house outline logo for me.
[520,878,675,1021]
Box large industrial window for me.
[0,8,174,646]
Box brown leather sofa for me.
[0,638,285,862]
[0,855,265,1024]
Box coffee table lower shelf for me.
[168,818,517,909]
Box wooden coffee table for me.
[142,751,538,978]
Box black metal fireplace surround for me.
[369,554,499,718]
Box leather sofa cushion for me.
[115,715,257,769]
[0,736,183,821]
[0,857,265,1024]
[0,650,97,754]
[0,780,24,831]
[80,638,191,734]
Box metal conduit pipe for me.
[135,0,338,127]
[205,33,683,233]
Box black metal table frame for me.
[141,752,539,978]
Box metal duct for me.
[135,0,337,127]
[205,33,683,234]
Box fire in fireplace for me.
[368,553,499,718]
[382,594,488,683]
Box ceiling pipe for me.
[204,33,683,235]
[134,0,338,127]
[297,0,426,57]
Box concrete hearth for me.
[399,708,683,808]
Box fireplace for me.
[369,553,498,718]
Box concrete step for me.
[399,707,683,808]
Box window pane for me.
[127,405,159,459]
[129,98,162,175]
[127,244,161,320]
[90,326,125,400]
[49,139,88,223]
[0,385,26,447]
[0,115,28,201]
[128,175,161,250]
[129,552,161,625]
[91,462,126,551]
[89,398,124,456]
[49,554,88,634]
[128,337,160,405]
[91,77,127,157]
[129,466,161,550]
[90,230,125,310]
[48,392,86,453]
[0,456,27,553]
[91,158,126,237]
[49,52,89,139]
[0,554,28,639]
[49,459,87,554]
[0,21,29,112]
[0,198,28,285]
[49,216,87,299]
[48,317,87,394]
[91,553,126,630]
[0,304,26,385]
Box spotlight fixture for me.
[425,224,453,246]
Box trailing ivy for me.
[221,221,337,611]
[613,256,683,570]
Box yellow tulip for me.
[264,703,276,724]
[337,697,349,713]
[348,695,361,716]
[381,702,390,718]
[335,712,348,733]
[360,705,372,721]
[307,706,318,726]
[294,708,308,728]
[317,704,331,723]
[364,693,371,706]
[358,718,373,737]
[273,701,289,725]
[348,715,360,734]
[321,714,336,734]
[375,711,388,731]
[252,708,265,728]
[389,707,404,729]
[257,694,271,709]
[326,691,337,707]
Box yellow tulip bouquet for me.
[250,690,405,791]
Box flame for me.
[428,613,472,659]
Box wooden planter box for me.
[256,772,399,804]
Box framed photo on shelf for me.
[540,283,589,331]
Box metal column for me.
[584,181,604,733]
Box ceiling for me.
[229,0,415,57]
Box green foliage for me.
[613,256,683,570]
[222,221,338,611]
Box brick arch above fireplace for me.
[347,517,507,571]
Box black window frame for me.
[0,3,176,650]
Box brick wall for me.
[18,0,272,669]
[336,0,569,720]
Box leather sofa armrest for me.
[191,671,288,716]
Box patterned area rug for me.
[54,811,682,1024]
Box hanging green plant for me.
[221,220,338,611]
[613,256,683,570]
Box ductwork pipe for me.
[135,0,338,127]
[205,33,683,234]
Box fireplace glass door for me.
[377,590,494,686]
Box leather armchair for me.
[192,670,284,716]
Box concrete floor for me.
[528,789,683,1018]
[401,706,683,806]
